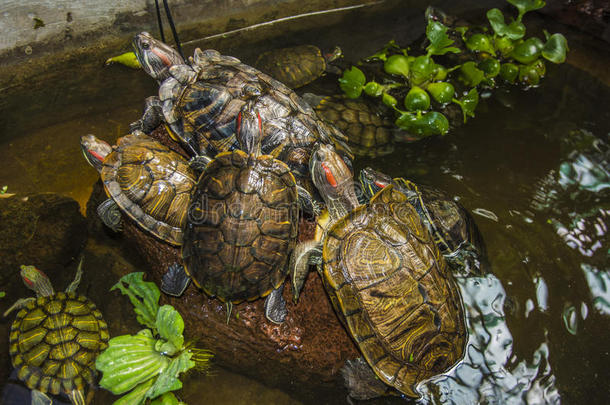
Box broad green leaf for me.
[486,9,526,40]
[146,351,195,400]
[425,20,460,56]
[427,82,455,104]
[112,377,154,405]
[500,63,519,83]
[459,62,485,87]
[541,33,568,63]
[105,52,142,69]
[478,58,501,78]
[508,0,546,21]
[453,88,479,123]
[466,34,496,55]
[494,36,515,56]
[384,54,410,77]
[409,55,436,86]
[150,393,184,405]
[111,273,160,330]
[363,81,383,97]
[339,66,366,99]
[96,332,170,394]
[510,37,544,64]
[404,86,431,111]
[395,111,449,136]
[156,305,185,356]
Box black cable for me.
[163,0,185,59]
[154,0,166,43]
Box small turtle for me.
[81,131,197,245]
[359,167,489,274]
[131,32,352,199]
[163,110,306,324]
[303,93,395,158]
[254,44,342,89]
[289,144,466,399]
[4,261,109,405]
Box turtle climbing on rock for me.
[81,131,197,246]
[4,260,109,405]
[289,144,467,399]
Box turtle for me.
[289,144,466,399]
[163,109,303,324]
[303,93,396,158]
[3,260,109,405]
[130,32,352,201]
[81,131,197,246]
[359,167,489,275]
[254,44,343,89]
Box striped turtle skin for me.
[9,290,108,404]
[322,185,466,397]
[182,149,299,303]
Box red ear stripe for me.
[23,277,34,287]
[374,181,387,189]
[152,48,172,67]
[321,163,338,188]
[236,112,242,136]
[89,149,105,163]
[257,112,262,135]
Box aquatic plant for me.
[105,52,142,69]
[1,185,8,194]
[95,272,212,405]
[339,0,568,139]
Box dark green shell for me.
[101,132,197,245]
[255,45,327,89]
[322,186,466,397]
[9,292,109,398]
[313,96,395,158]
[182,149,299,303]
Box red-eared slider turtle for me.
[303,93,395,158]
[81,131,197,245]
[131,32,352,200]
[290,144,466,399]
[359,167,488,274]
[254,44,342,89]
[3,261,109,405]
[163,111,305,324]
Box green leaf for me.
[478,58,501,78]
[381,92,398,108]
[0,185,7,194]
[404,86,431,111]
[363,81,383,97]
[500,63,519,83]
[541,33,568,63]
[425,20,460,56]
[510,37,544,64]
[96,332,170,395]
[486,9,526,40]
[507,0,546,20]
[466,34,496,55]
[105,52,142,69]
[426,82,455,104]
[409,55,436,86]
[339,66,366,99]
[112,377,154,405]
[453,88,479,123]
[459,62,486,87]
[494,36,515,56]
[156,305,185,356]
[111,273,160,330]
[433,64,448,81]
[150,393,184,405]
[147,351,195,400]
[518,63,541,86]
[384,54,410,77]
[364,40,401,62]
[395,111,449,137]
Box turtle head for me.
[81,134,112,173]
[20,265,54,297]
[359,167,392,200]
[133,32,185,82]
[310,144,359,219]
[236,107,263,156]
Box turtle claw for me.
[161,263,190,297]
[264,284,287,324]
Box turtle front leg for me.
[289,240,323,302]
[296,185,321,217]
[161,263,191,297]
[3,297,35,317]
[66,389,86,405]
[97,198,122,232]
[263,284,287,324]
[130,96,164,134]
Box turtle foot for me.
[264,284,287,324]
[161,263,190,296]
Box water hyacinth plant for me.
[338,0,568,139]
[96,273,212,405]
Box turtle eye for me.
[141,41,150,50]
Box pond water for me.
[0,0,608,404]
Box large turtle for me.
[290,144,466,399]
[81,131,197,245]
[130,32,352,200]
[359,167,489,274]
[3,261,109,405]
[164,110,303,324]
[254,44,342,89]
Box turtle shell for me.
[322,185,466,397]
[9,292,109,399]
[313,95,395,158]
[182,149,299,303]
[101,132,197,245]
[254,45,326,89]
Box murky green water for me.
[0,1,609,404]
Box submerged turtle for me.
[164,110,303,324]
[303,93,395,158]
[131,32,352,198]
[359,167,488,274]
[81,131,197,245]
[254,44,342,89]
[290,144,466,399]
[4,261,109,405]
